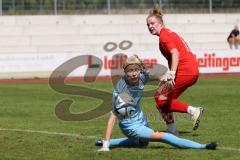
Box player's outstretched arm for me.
[98,111,116,152]
[105,111,116,141]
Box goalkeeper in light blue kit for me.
[96,55,217,151]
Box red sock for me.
[168,99,188,113]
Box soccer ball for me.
[113,92,136,118]
[114,104,136,118]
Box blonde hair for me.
[123,55,142,71]
[148,5,163,22]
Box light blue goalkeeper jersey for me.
[112,71,149,132]
[109,72,208,148]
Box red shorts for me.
[155,75,199,108]
[170,75,198,99]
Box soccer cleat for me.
[95,137,103,146]
[206,141,218,150]
[192,107,204,130]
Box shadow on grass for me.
[148,145,179,150]
[179,131,199,137]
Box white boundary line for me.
[1,128,240,152]
[0,128,95,139]
[218,147,240,152]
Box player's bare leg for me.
[156,94,179,135]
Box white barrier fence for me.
[195,50,240,73]
[0,50,239,79]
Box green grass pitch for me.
[0,76,239,160]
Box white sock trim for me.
[187,106,197,116]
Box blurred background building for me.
[0,0,239,15]
[0,0,239,79]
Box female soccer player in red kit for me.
[146,6,203,135]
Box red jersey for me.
[159,28,199,76]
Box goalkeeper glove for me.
[97,140,110,152]
[160,71,176,82]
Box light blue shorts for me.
[119,118,154,140]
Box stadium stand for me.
[0,14,239,55]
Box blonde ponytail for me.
[148,5,163,21]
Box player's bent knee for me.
[133,138,149,147]
[138,139,149,147]
[150,131,164,141]
[155,95,168,109]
